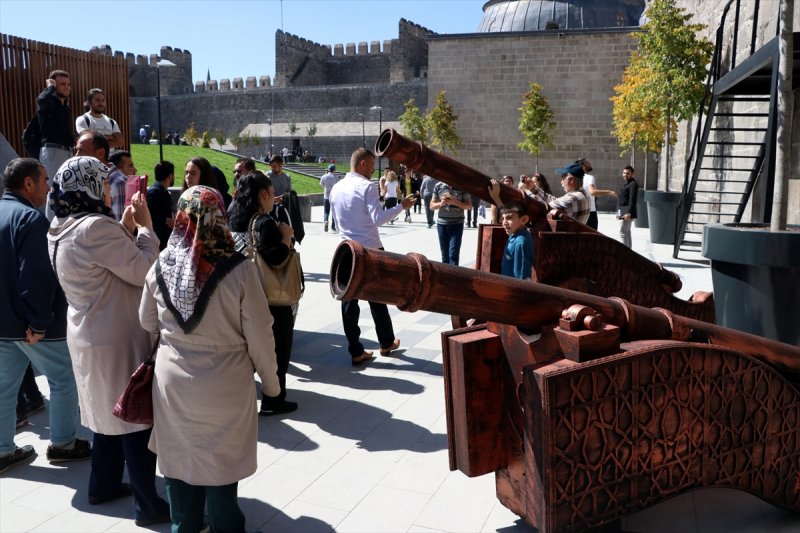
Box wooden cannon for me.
[326,131,800,532]
[330,241,800,532]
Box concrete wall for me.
[427,28,649,211]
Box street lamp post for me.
[370,105,383,176]
[156,59,177,163]
[267,119,273,158]
[360,114,365,148]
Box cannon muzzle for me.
[375,128,549,222]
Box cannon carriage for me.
[330,130,800,532]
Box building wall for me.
[131,79,427,162]
[427,29,647,211]
[274,19,433,88]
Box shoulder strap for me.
[50,240,60,284]
[83,113,91,129]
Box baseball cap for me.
[554,162,585,179]
[328,164,336,171]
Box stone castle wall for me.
[91,45,194,97]
[274,19,433,87]
[426,29,648,211]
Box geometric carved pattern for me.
[530,342,800,532]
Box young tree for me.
[287,119,298,137]
[201,131,211,149]
[306,123,317,155]
[632,0,714,187]
[517,82,556,171]
[399,98,428,142]
[229,132,241,150]
[426,91,461,154]
[184,123,199,146]
[214,129,226,147]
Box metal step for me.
[692,201,743,205]
[699,167,758,171]
[709,127,768,132]
[706,141,765,146]
[713,112,769,117]
[696,179,752,183]
[718,96,771,101]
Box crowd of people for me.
[3,67,643,530]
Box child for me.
[499,201,533,280]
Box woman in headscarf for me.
[139,185,280,531]
[47,156,169,526]
[228,172,297,416]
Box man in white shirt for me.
[577,158,616,230]
[330,148,416,365]
[320,164,340,232]
[75,89,123,148]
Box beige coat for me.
[139,258,280,486]
[48,214,159,435]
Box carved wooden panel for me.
[524,342,800,532]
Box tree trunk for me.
[771,0,794,231]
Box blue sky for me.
[0,0,487,82]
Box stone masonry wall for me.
[427,29,648,211]
[131,79,427,162]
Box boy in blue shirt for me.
[499,201,533,280]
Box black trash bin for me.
[643,191,681,244]
[633,188,648,228]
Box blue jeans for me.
[0,340,80,455]
[437,222,464,265]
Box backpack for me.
[22,114,42,158]
[81,113,116,131]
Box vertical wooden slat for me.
[0,33,130,158]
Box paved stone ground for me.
[2,208,798,533]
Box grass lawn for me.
[128,144,321,194]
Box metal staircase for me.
[673,0,798,258]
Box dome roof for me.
[477,0,646,32]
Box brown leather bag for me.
[112,336,159,425]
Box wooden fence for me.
[0,33,130,158]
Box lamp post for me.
[370,105,383,176]
[156,59,177,163]
[267,119,273,158]
[359,113,365,148]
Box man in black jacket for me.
[37,70,74,182]
[617,165,639,248]
[147,160,175,250]
[0,158,90,474]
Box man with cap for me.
[320,163,340,232]
[529,162,591,224]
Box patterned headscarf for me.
[49,156,113,218]
[156,185,243,333]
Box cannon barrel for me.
[375,128,548,222]
[330,241,800,374]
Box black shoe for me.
[259,400,298,416]
[46,437,92,463]
[0,445,36,474]
[89,482,132,505]
[135,507,171,527]
[23,397,45,417]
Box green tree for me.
[399,98,428,142]
[426,91,460,154]
[229,132,241,149]
[214,129,226,146]
[631,0,714,186]
[184,123,199,146]
[306,123,317,154]
[239,133,251,147]
[287,119,298,137]
[517,82,555,170]
[201,131,211,148]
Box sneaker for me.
[0,445,37,474]
[324,222,328,232]
[46,438,91,463]
[259,400,298,416]
[89,482,132,505]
